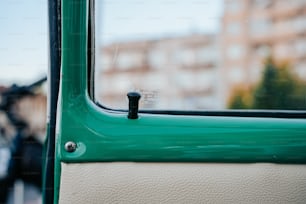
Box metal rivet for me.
[65,141,77,152]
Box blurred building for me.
[96,34,221,110]
[97,0,306,110]
[221,0,306,106]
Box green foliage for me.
[229,57,306,110]
[228,88,252,109]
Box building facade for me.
[96,0,306,110]
[221,0,306,105]
[96,34,221,110]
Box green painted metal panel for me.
[57,0,306,165]
[59,99,306,163]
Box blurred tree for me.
[228,57,306,110]
[228,88,252,109]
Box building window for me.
[227,45,244,60]
[295,39,306,57]
[227,22,241,35]
[116,52,142,70]
[148,50,166,69]
[196,47,218,65]
[252,0,273,9]
[172,49,196,67]
[225,0,241,13]
[250,18,272,35]
[254,45,271,59]
[292,16,306,33]
[229,67,245,83]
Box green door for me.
[47,0,306,203]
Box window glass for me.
[95,0,306,111]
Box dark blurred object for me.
[0,77,46,203]
[228,57,306,110]
[0,77,47,129]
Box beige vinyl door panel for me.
[59,162,306,204]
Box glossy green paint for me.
[57,0,306,166]
[53,1,306,202]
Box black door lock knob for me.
[127,92,141,119]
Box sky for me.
[0,0,48,85]
[98,0,224,44]
[0,0,223,85]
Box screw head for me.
[65,141,77,152]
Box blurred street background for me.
[0,1,47,203]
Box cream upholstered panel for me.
[59,163,306,204]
